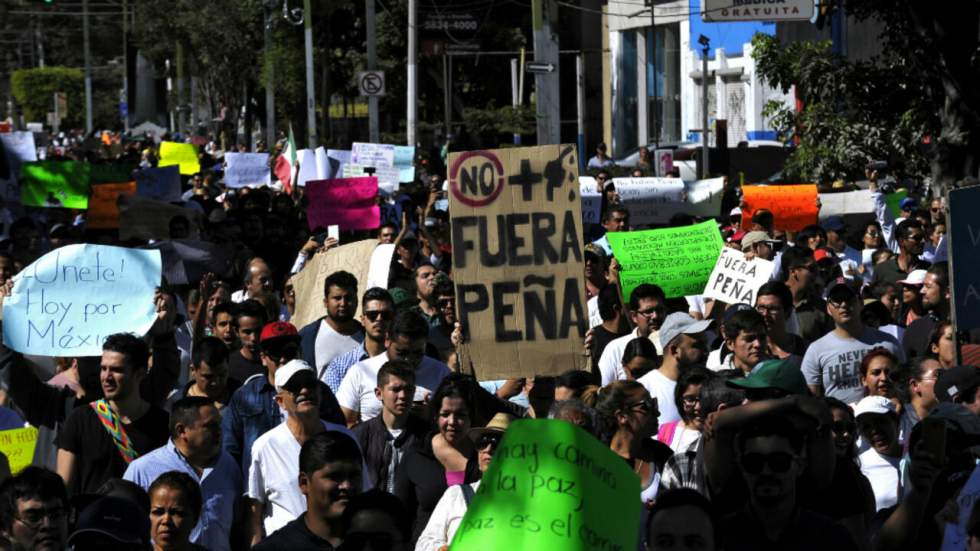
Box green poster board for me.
[20,160,91,208]
[885,189,908,219]
[89,162,137,185]
[451,419,640,551]
[607,220,724,299]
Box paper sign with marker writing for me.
[158,141,200,175]
[20,160,91,208]
[579,178,601,225]
[451,419,640,551]
[224,152,271,188]
[351,142,395,167]
[87,182,137,229]
[613,177,686,225]
[819,190,873,219]
[741,184,818,231]
[3,244,162,356]
[305,177,381,232]
[135,166,181,201]
[0,427,38,474]
[607,220,724,300]
[702,247,774,305]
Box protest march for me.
[0,125,974,551]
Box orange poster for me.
[88,182,137,229]
[741,184,818,232]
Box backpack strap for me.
[460,483,476,506]
[89,399,139,464]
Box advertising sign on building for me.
[702,0,814,22]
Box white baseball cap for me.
[898,269,928,286]
[852,395,897,418]
[274,359,316,391]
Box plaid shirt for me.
[323,342,369,393]
[659,436,708,496]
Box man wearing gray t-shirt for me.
[802,284,904,403]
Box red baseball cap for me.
[260,321,299,342]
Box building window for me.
[647,23,681,144]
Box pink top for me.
[445,470,466,486]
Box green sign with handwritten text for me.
[607,220,724,299]
[451,419,640,551]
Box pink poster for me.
[305,177,381,231]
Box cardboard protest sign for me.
[0,131,38,202]
[947,185,980,331]
[685,177,725,218]
[741,184,818,231]
[20,160,91,208]
[0,427,39,474]
[158,141,200,175]
[305,177,381,231]
[579,177,601,225]
[135,166,182,202]
[702,247,774,305]
[118,195,202,241]
[296,149,318,187]
[607,220,724,300]
[224,152,271,188]
[87,182,137,229]
[451,419,640,551]
[325,149,351,180]
[3,244,161,356]
[449,145,588,380]
[290,239,377,329]
[612,177,686,225]
[818,190,873,219]
[89,163,136,185]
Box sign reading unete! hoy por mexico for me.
[449,145,588,380]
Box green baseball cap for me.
[727,357,808,396]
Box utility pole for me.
[443,53,450,139]
[303,0,316,147]
[700,36,710,179]
[531,0,560,144]
[366,0,379,142]
[264,7,276,148]
[649,2,658,148]
[576,53,585,169]
[511,58,520,145]
[122,0,129,132]
[176,41,186,133]
[82,0,93,134]
[407,0,417,146]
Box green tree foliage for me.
[10,67,84,127]
[752,34,927,185]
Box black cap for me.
[67,496,150,546]
[935,365,980,403]
[826,283,858,303]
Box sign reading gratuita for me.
[702,0,814,22]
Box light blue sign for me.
[394,145,416,183]
[3,244,162,356]
[326,149,351,180]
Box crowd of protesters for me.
[0,133,978,551]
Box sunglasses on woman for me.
[477,433,502,451]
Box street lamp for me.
[698,34,710,179]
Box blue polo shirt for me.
[124,440,241,551]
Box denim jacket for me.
[221,373,344,478]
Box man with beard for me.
[253,432,364,550]
[299,271,365,380]
[719,416,858,550]
[55,334,171,495]
[323,288,395,393]
[246,361,358,545]
[337,310,450,426]
[904,263,950,359]
[802,284,904,403]
[0,467,70,551]
[597,284,668,385]
[409,264,439,326]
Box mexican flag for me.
[274,126,297,194]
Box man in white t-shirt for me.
[597,284,667,385]
[638,312,711,427]
[245,360,360,545]
[336,310,450,426]
[298,270,365,379]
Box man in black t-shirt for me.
[56,333,170,495]
[227,300,268,383]
[590,285,630,378]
